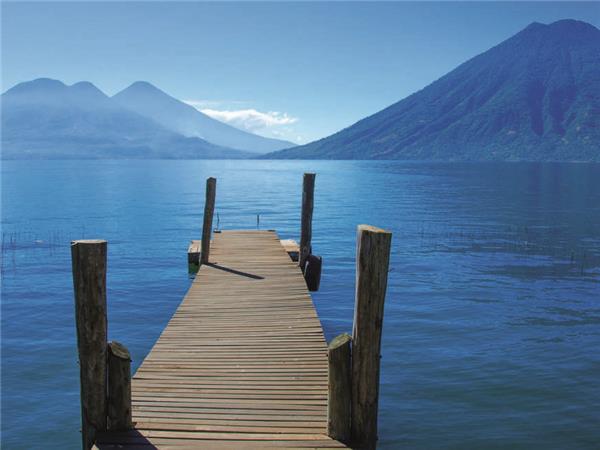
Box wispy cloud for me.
[184,100,301,143]
[200,108,298,133]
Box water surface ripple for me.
[2,160,599,449]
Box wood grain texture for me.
[107,341,133,431]
[327,334,352,444]
[200,177,216,264]
[97,230,347,449]
[71,239,108,450]
[351,225,392,450]
[299,173,315,270]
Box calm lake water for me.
[1,160,599,449]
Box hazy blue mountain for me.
[269,20,600,161]
[1,78,251,159]
[113,81,295,153]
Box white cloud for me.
[183,100,302,142]
[199,108,298,133]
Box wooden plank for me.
[98,230,347,448]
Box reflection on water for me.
[2,160,599,449]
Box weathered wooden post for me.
[351,225,392,450]
[107,341,133,431]
[299,173,315,270]
[201,177,216,264]
[327,333,352,443]
[71,239,108,450]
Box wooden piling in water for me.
[201,177,216,265]
[351,225,392,450]
[187,239,202,265]
[327,333,352,444]
[107,341,133,431]
[299,173,315,270]
[71,239,108,450]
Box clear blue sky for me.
[2,2,599,143]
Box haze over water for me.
[2,160,599,449]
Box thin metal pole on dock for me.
[71,239,108,450]
[299,173,315,270]
[351,225,392,450]
[201,177,216,264]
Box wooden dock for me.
[73,174,392,450]
[96,230,345,448]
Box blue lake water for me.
[1,160,599,449]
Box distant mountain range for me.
[268,20,600,161]
[1,79,294,159]
[113,81,293,153]
[2,20,598,161]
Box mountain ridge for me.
[112,81,295,153]
[267,19,600,161]
[1,78,251,159]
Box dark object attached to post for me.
[201,177,217,265]
[107,341,133,431]
[351,225,392,450]
[71,239,108,450]
[304,254,322,291]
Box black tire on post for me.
[304,254,322,292]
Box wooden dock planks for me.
[96,230,346,449]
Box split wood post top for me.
[352,225,392,450]
[201,177,216,264]
[299,173,315,270]
[71,239,108,450]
